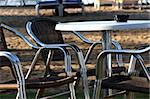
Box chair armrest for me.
[0,23,75,77]
[72,31,123,66]
[96,47,150,81]
[0,23,39,49]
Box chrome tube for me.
[94,47,150,98]
[73,31,123,67]
[1,23,39,49]
[0,51,27,99]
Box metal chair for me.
[62,0,85,15]
[0,51,27,99]
[93,46,150,99]
[0,23,90,99]
[35,0,63,16]
[26,17,91,99]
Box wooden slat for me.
[0,84,18,89]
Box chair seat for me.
[102,75,149,93]
[2,75,77,89]
[87,67,126,77]
[26,76,76,89]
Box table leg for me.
[58,4,63,16]
[93,31,112,99]
[102,31,112,97]
[102,31,112,77]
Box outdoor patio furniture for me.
[0,23,88,99]
[0,51,26,98]
[26,17,90,99]
[35,0,84,16]
[35,0,63,16]
[93,46,150,99]
[62,0,85,15]
[26,17,125,90]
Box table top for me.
[55,20,150,31]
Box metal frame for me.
[73,31,123,67]
[62,0,85,15]
[35,0,84,16]
[35,0,63,16]
[26,21,124,99]
[26,22,90,99]
[0,51,27,99]
[0,23,90,99]
[93,46,150,99]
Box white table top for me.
[55,20,150,31]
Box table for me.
[55,20,150,99]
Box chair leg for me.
[35,4,40,16]
[92,79,103,99]
[69,83,76,99]
[58,4,63,16]
[81,5,85,15]
[35,89,45,99]
[126,92,135,99]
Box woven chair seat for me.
[102,75,149,93]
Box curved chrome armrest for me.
[25,46,73,78]
[0,51,27,99]
[0,23,74,78]
[72,31,123,66]
[73,31,96,44]
[96,47,150,81]
[26,22,45,46]
[1,23,39,49]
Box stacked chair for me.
[93,46,150,99]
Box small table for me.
[55,20,150,98]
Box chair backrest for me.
[28,17,64,63]
[0,26,11,66]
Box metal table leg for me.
[93,31,112,99]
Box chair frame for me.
[0,51,27,99]
[35,0,84,16]
[35,0,63,16]
[62,0,85,15]
[93,46,150,99]
[1,23,90,99]
[26,21,90,99]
